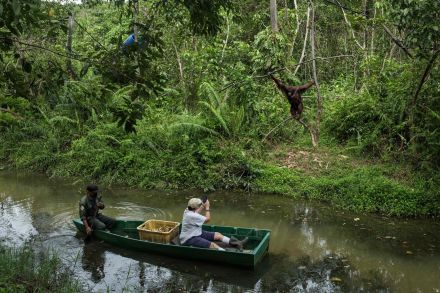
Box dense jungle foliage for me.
[0,0,439,216]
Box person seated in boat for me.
[179,198,248,251]
[79,184,115,236]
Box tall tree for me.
[66,13,76,79]
[309,0,322,147]
[270,0,279,32]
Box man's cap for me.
[188,198,203,209]
[86,184,99,192]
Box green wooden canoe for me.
[73,218,270,268]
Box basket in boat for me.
[137,219,180,243]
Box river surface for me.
[0,171,439,292]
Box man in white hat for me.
[179,197,247,251]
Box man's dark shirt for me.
[79,195,104,221]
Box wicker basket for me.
[137,219,180,243]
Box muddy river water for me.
[0,171,439,292]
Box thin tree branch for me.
[262,116,310,142]
[2,37,87,61]
[335,0,365,50]
[382,24,413,58]
[320,0,367,15]
[412,49,440,107]
[74,18,108,52]
[322,0,412,58]
[262,116,292,142]
[0,38,143,85]
[294,5,311,75]
[408,48,440,147]
[220,54,353,92]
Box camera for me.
[201,195,208,204]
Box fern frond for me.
[48,116,76,125]
[426,107,440,122]
[199,101,230,136]
[200,82,221,107]
[169,122,222,137]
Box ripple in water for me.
[111,202,170,220]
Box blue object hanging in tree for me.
[123,34,136,46]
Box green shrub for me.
[251,162,304,196]
[324,58,440,171]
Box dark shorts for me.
[183,230,215,248]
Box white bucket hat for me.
[188,198,203,209]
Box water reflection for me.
[0,171,439,292]
[70,241,392,293]
[0,196,38,245]
[82,240,106,283]
[101,243,269,290]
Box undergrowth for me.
[0,245,82,292]
[1,116,438,217]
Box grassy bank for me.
[1,120,438,217]
[252,144,440,216]
[0,245,82,292]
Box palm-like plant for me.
[198,82,245,138]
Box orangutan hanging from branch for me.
[270,74,315,121]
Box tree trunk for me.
[270,0,279,32]
[288,0,300,59]
[221,14,230,63]
[171,39,188,108]
[172,41,184,84]
[382,25,413,58]
[133,0,141,76]
[133,0,139,47]
[66,14,76,79]
[363,0,371,78]
[370,6,376,54]
[408,49,440,148]
[309,1,322,148]
[411,49,440,108]
[294,5,311,75]
[363,0,370,51]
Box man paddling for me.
[179,197,248,251]
[79,184,115,236]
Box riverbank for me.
[0,244,82,292]
[255,143,440,216]
[1,127,438,217]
